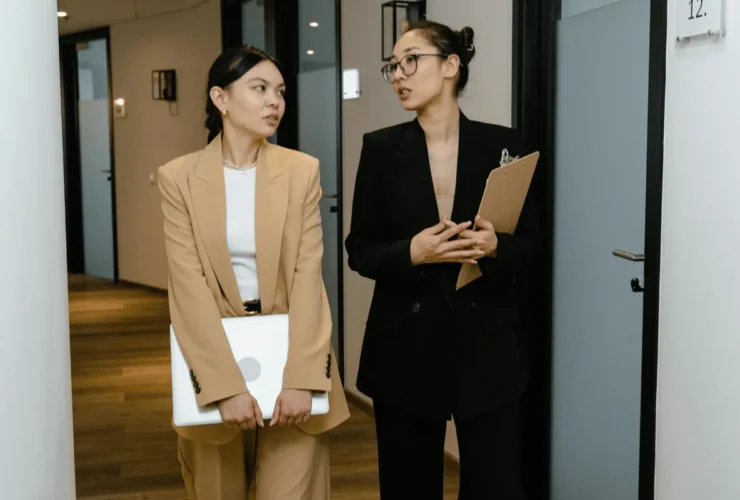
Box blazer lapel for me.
[190,138,245,316]
[254,143,288,314]
[395,119,441,230]
[451,112,487,225]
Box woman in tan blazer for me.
[158,45,349,500]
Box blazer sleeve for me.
[281,160,332,392]
[158,167,247,407]
[345,133,422,283]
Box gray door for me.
[550,1,650,498]
[77,39,115,280]
[296,0,342,357]
[240,0,342,358]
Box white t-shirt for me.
[224,166,260,301]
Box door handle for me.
[612,249,645,262]
[322,193,337,199]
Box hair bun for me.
[458,26,476,64]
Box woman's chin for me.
[242,123,278,139]
[400,99,419,111]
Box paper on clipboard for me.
[456,151,540,290]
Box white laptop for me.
[170,314,329,427]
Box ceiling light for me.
[57,11,68,18]
[309,22,319,27]
[306,50,315,55]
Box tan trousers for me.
[177,425,330,500]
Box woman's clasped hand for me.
[410,214,498,266]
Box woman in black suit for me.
[345,20,539,499]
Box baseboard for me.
[119,279,167,295]
[344,388,374,416]
[343,388,461,472]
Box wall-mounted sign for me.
[676,0,725,41]
[152,69,177,101]
[343,69,361,100]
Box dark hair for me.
[205,45,284,142]
[405,21,476,97]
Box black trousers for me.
[373,399,525,500]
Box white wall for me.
[655,2,740,499]
[1,1,76,498]
[341,0,513,459]
[427,0,512,126]
[111,0,221,289]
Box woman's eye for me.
[277,90,285,97]
[254,85,265,91]
[405,55,416,64]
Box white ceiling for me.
[57,0,210,35]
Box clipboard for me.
[456,150,540,290]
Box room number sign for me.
[676,0,725,41]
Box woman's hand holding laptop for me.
[218,392,264,430]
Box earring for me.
[221,109,228,118]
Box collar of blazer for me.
[397,110,481,226]
[190,136,289,317]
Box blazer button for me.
[412,302,421,313]
[471,302,477,310]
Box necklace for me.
[223,157,257,173]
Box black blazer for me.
[345,112,540,421]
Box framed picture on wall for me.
[151,69,177,101]
[381,1,426,61]
[151,71,160,100]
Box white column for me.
[0,1,76,498]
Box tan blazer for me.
[158,137,350,444]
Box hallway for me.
[69,276,460,499]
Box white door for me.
[550,0,650,498]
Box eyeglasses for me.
[381,53,448,83]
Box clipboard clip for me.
[499,149,519,167]
[474,149,523,231]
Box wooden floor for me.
[69,275,460,499]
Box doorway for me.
[515,0,667,498]
[60,27,118,281]
[221,0,345,378]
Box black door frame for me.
[514,0,666,498]
[59,26,119,282]
[220,0,346,382]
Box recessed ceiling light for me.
[309,22,319,27]
[57,11,68,18]
[306,50,315,55]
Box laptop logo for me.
[238,357,262,382]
